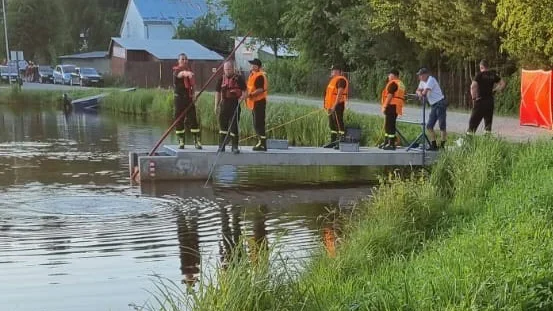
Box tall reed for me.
[101,89,423,146]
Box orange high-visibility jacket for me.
[324,75,349,109]
[381,79,405,115]
[246,71,268,110]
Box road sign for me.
[10,50,23,61]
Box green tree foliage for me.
[367,0,499,62]
[223,0,289,57]
[173,12,232,54]
[493,0,553,68]
[6,0,63,62]
[1,0,124,63]
[283,0,360,67]
[59,0,125,53]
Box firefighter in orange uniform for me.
[323,65,349,149]
[246,58,268,151]
[379,69,405,150]
[173,53,201,149]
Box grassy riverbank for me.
[144,136,553,310]
[101,88,423,146]
[0,86,107,109]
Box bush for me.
[495,71,521,115]
[102,73,133,88]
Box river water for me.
[0,106,378,311]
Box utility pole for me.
[2,0,8,64]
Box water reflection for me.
[0,107,377,311]
[219,204,241,269]
[249,205,269,265]
[176,206,201,286]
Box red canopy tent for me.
[520,70,553,129]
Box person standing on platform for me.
[173,53,202,149]
[246,58,268,151]
[416,67,448,150]
[215,61,247,154]
[467,59,506,135]
[323,65,349,149]
[379,69,405,150]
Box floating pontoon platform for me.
[130,144,438,182]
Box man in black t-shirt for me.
[467,59,506,134]
[215,61,247,154]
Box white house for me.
[233,37,299,71]
[120,0,232,40]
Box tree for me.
[493,0,553,68]
[223,0,289,57]
[367,0,499,63]
[282,0,359,67]
[7,0,63,62]
[173,12,232,54]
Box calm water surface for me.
[0,107,377,311]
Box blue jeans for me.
[427,98,447,131]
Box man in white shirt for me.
[416,67,447,150]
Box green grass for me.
[140,137,553,310]
[101,88,424,147]
[0,85,109,109]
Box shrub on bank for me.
[144,137,553,310]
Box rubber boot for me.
[218,133,228,152]
[428,140,438,151]
[231,135,240,154]
[333,134,343,150]
[382,137,396,150]
[193,133,202,150]
[177,133,185,149]
[378,137,389,149]
[252,136,267,151]
[439,141,446,150]
[323,133,338,148]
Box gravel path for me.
[269,94,551,142]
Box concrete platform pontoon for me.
[130,145,438,182]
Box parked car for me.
[52,64,77,85]
[0,65,19,84]
[74,67,103,87]
[38,65,54,83]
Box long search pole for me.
[2,0,10,84]
[130,32,252,182]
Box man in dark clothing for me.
[173,53,202,149]
[467,59,506,134]
[323,65,349,149]
[246,58,268,151]
[379,69,405,150]
[215,61,247,154]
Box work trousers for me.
[219,100,240,138]
[252,100,266,137]
[174,94,199,134]
[328,102,345,135]
[468,97,494,133]
[384,105,398,137]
